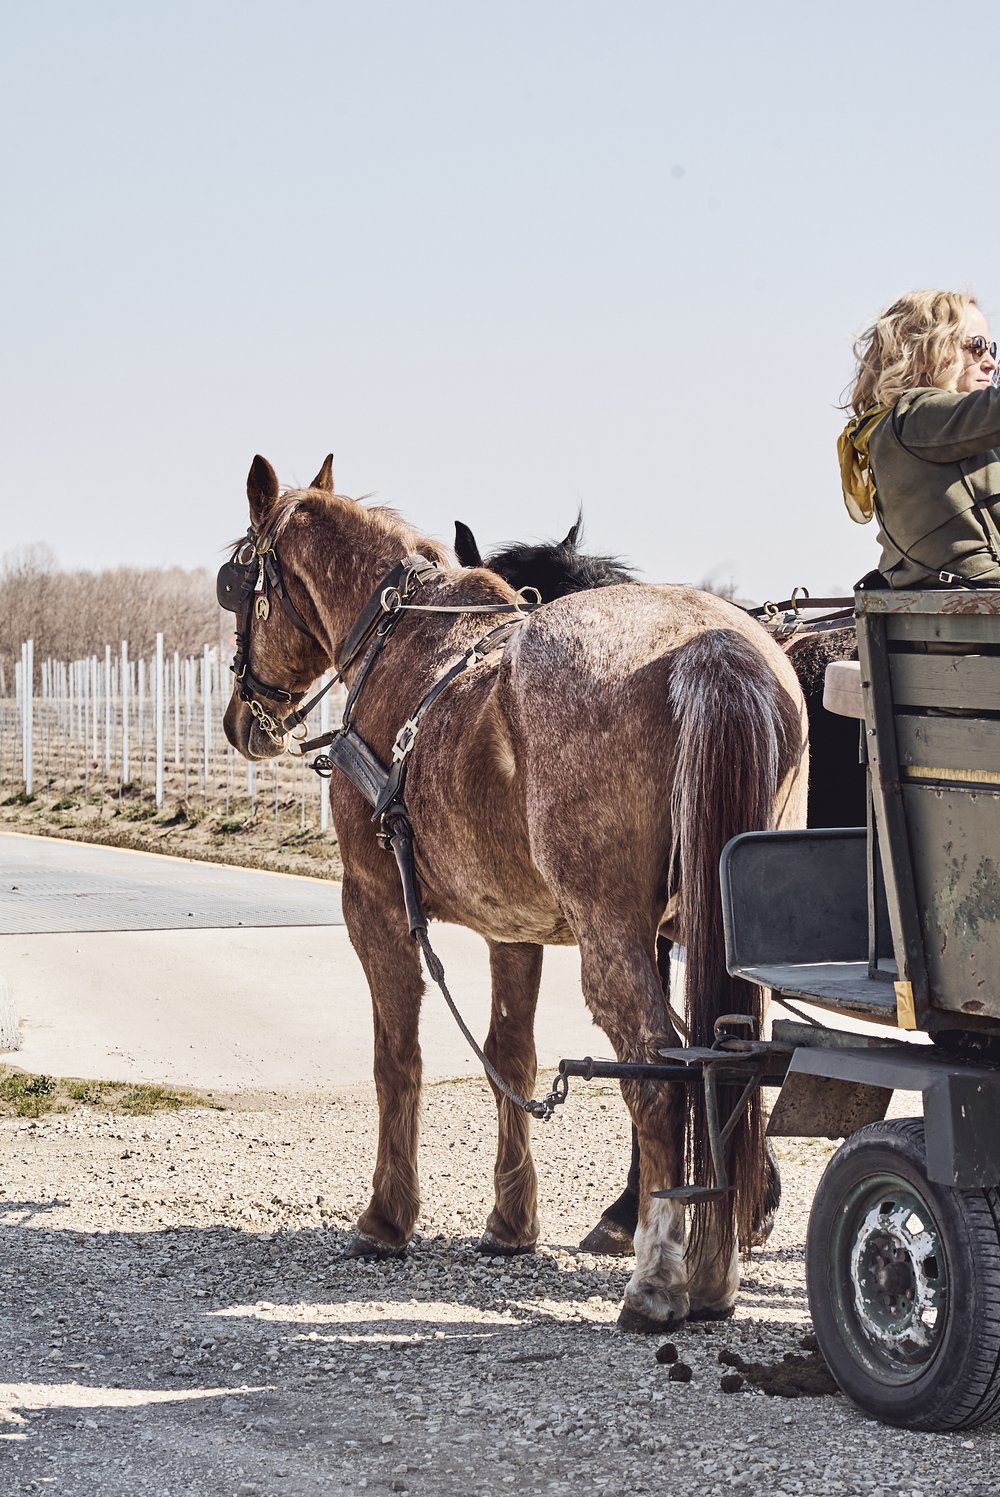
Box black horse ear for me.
[454,521,483,568]
[561,511,583,549]
[247,455,280,527]
[310,454,335,493]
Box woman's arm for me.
[895,388,1000,464]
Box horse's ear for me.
[310,454,335,493]
[561,510,583,549]
[454,521,483,568]
[247,455,280,526]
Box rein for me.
[747,589,855,643]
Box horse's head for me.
[221,454,336,761]
[453,514,636,600]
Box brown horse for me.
[222,455,809,1332]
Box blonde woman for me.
[840,290,1000,587]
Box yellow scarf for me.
[837,404,891,524]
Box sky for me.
[4,1,998,600]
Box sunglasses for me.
[963,335,998,362]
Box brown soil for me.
[0,781,342,882]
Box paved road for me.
[0,834,601,1092]
[0,834,344,933]
[0,833,917,1096]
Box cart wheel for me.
[806,1118,1000,1431]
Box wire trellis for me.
[2,636,345,832]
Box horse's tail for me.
[668,627,804,1254]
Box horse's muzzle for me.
[223,694,286,761]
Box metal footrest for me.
[651,1185,729,1202]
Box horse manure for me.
[655,1342,678,1365]
[720,1373,745,1394]
[718,1346,837,1398]
[667,1361,693,1383]
[799,1332,819,1353]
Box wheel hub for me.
[849,1193,945,1363]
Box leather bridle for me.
[217,529,326,743]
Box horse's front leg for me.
[479,940,543,1255]
[341,874,425,1258]
[577,934,688,1332]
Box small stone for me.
[667,1362,693,1383]
[655,1342,678,1365]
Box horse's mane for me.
[460,516,636,600]
[257,488,453,569]
[487,539,635,596]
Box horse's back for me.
[506,582,801,704]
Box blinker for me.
[216,561,244,612]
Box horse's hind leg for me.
[579,935,673,1255]
[576,932,689,1331]
[479,941,543,1255]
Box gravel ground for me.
[2,1079,999,1497]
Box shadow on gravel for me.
[0,1217,630,1395]
[0,1217,642,1494]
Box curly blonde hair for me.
[848,290,976,414]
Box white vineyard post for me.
[90,655,99,765]
[121,641,130,786]
[202,643,212,796]
[22,640,34,796]
[173,650,180,767]
[103,645,112,777]
[184,655,194,800]
[154,633,165,809]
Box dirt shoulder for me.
[0,786,342,881]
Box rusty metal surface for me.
[904,784,1000,1021]
[0,834,343,934]
[860,588,1000,616]
[767,1068,892,1139]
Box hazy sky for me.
[4,1,997,599]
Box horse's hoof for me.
[687,1302,736,1323]
[616,1304,687,1336]
[476,1231,537,1257]
[345,1232,408,1261]
[579,1217,635,1256]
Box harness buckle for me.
[381,585,402,614]
[392,718,420,763]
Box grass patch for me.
[0,1066,205,1118]
[51,797,79,812]
[2,792,36,807]
[117,801,158,822]
[214,815,247,835]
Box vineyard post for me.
[154,632,165,809]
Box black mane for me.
[454,516,635,600]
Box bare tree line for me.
[0,545,223,682]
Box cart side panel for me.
[858,590,1000,1035]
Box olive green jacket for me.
[868,387,1000,587]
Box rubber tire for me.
[806,1118,1000,1431]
